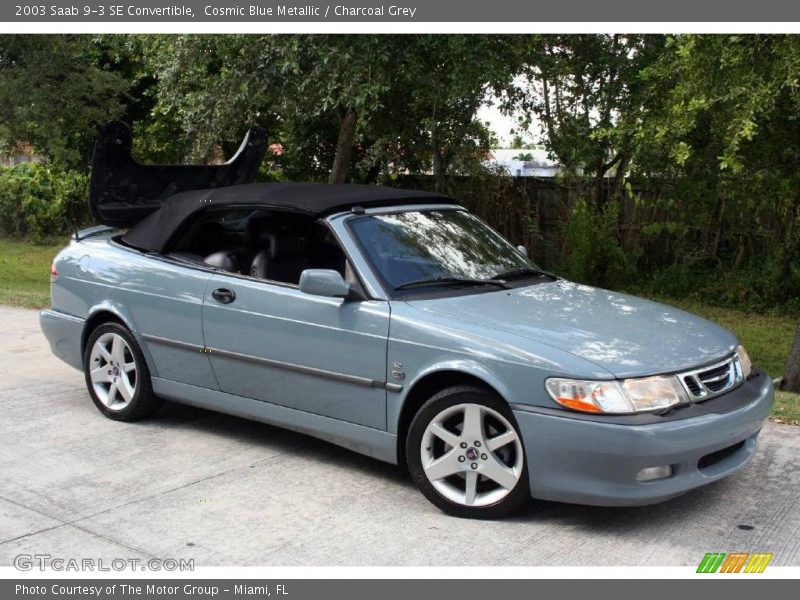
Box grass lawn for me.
[0,237,67,308]
[773,391,800,426]
[0,235,798,423]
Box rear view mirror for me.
[516,245,528,257]
[299,269,353,299]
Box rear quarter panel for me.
[52,236,217,388]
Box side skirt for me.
[151,378,398,465]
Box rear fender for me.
[83,302,159,377]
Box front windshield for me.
[349,209,538,291]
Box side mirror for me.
[299,269,354,299]
[516,245,528,257]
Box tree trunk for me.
[431,134,449,194]
[782,319,800,393]
[433,152,447,193]
[776,196,799,304]
[328,106,357,184]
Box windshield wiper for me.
[491,266,554,281]
[395,276,509,291]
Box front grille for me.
[683,376,702,396]
[679,354,743,402]
[698,363,732,392]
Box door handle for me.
[212,288,236,304]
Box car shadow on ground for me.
[147,399,737,532]
[149,399,412,486]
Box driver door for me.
[201,273,391,430]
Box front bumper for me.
[512,371,774,506]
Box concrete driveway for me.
[1,305,799,566]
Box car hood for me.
[406,280,738,378]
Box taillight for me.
[50,262,58,283]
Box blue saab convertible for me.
[40,122,774,518]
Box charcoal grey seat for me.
[250,232,310,284]
[239,214,280,267]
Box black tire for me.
[406,385,530,519]
[83,322,162,421]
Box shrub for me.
[0,163,91,241]
[560,197,634,288]
[636,261,800,315]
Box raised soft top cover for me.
[90,121,452,253]
[120,182,452,253]
[89,121,268,228]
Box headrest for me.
[192,221,226,254]
[203,251,239,273]
[264,232,305,259]
[244,214,280,246]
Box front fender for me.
[385,301,613,435]
[388,356,527,437]
[406,358,514,406]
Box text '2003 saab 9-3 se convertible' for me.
[41,122,774,518]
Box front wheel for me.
[406,386,529,519]
[83,322,162,421]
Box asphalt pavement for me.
[1,305,798,566]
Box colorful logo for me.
[697,552,773,573]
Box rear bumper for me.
[512,372,774,506]
[40,309,85,371]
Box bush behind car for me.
[0,163,91,242]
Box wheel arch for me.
[395,366,511,467]
[81,305,157,376]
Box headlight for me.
[736,344,753,378]
[545,375,690,414]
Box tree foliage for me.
[137,35,525,188]
[630,34,800,389]
[389,35,525,191]
[141,35,406,182]
[0,35,130,168]
[513,35,667,185]
[1,34,799,381]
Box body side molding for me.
[143,334,403,392]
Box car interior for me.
[167,208,359,288]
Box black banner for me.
[4,0,800,22]
[4,579,798,600]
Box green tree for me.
[142,35,402,183]
[143,35,527,188]
[0,35,130,168]
[395,36,525,192]
[637,35,800,390]
[517,35,665,192]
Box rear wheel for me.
[406,386,529,519]
[83,323,162,421]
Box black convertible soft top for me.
[121,182,453,253]
[90,122,454,253]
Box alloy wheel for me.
[420,403,524,507]
[88,332,138,411]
